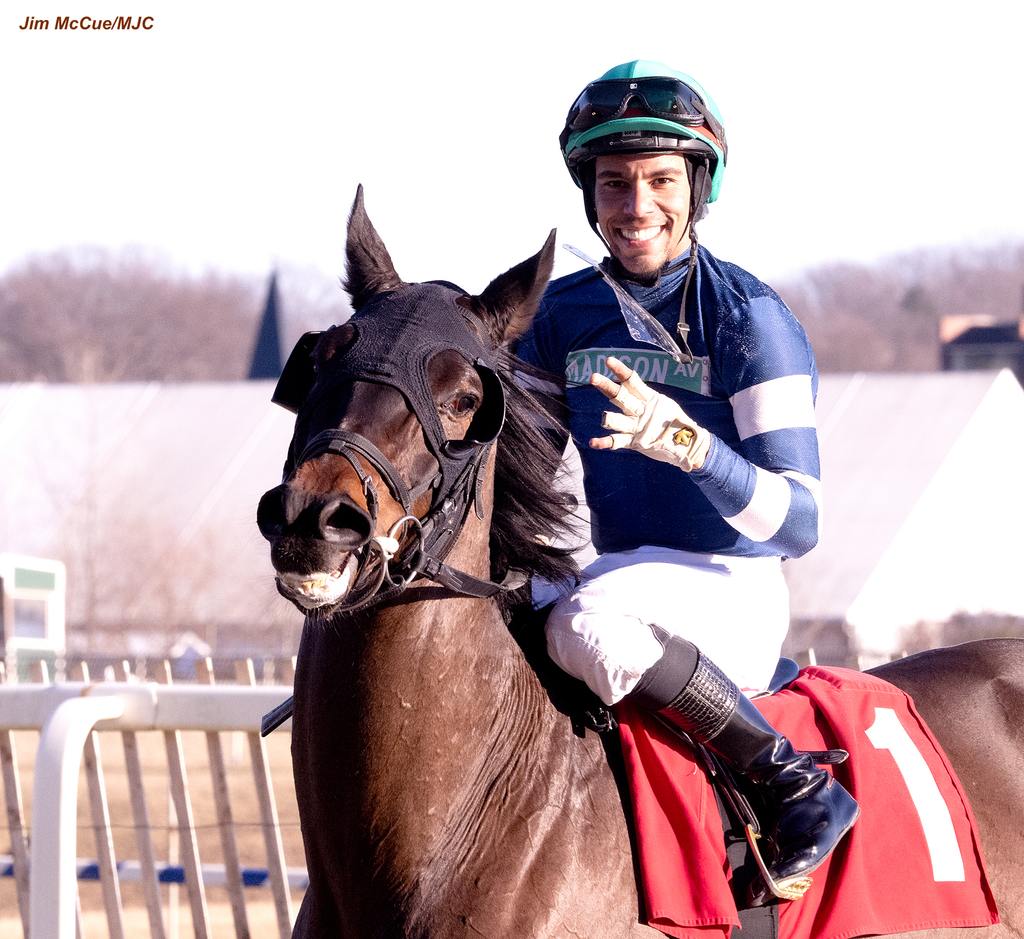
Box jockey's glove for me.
[590,356,711,473]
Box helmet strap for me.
[580,163,612,254]
[677,155,709,349]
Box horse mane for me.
[489,349,581,616]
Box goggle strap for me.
[691,99,727,154]
[677,156,711,370]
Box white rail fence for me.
[0,659,303,939]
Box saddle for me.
[616,666,997,939]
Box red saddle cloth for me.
[615,666,999,939]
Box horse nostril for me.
[257,485,288,539]
[259,485,372,546]
[318,497,373,548]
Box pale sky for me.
[2,0,1022,293]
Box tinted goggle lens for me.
[569,78,706,132]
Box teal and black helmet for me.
[560,60,728,203]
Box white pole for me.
[30,693,127,939]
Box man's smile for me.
[617,225,665,243]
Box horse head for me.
[257,186,556,617]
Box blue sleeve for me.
[689,296,821,558]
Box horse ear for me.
[469,230,556,346]
[344,185,404,310]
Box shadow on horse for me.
[258,189,1024,938]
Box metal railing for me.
[0,659,301,939]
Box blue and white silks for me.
[516,247,821,561]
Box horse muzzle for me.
[257,483,376,612]
[257,484,374,546]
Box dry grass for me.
[0,725,306,938]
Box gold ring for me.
[673,425,696,447]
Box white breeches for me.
[544,546,790,706]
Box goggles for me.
[565,77,709,135]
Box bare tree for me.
[3,240,1019,382]
[0,248,353,383]
[776,240,1024,373]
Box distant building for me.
[941,314,1024,384]
[2,372,1023,665]
[248,271,284,380]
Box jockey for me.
[515,60,859,899]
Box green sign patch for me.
[565,347,710,395]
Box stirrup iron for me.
[744,824,813,901]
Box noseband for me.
[291,422,524,618]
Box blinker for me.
[442,361,506,456]
[272,330,322,414]
[271,282,506,509]
[274,332,505,454]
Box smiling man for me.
[594,152,693,276]
[515,61,858,902]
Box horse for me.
[257,189,1024,938]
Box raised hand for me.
[589,356,711,472]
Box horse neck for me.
[294,468,572,915]
[357,469,543,806]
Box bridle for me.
[268,281,527,619]
[286,421,525,618]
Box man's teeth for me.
[620,227,661,242]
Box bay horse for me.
[258,190,1024,938]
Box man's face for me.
[593,153,692,277]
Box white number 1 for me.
[865,707,966,882]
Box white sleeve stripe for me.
[723,468,792,543]
[730,374,816,441]
[781,469,822,506]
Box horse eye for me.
[449,393,479,416]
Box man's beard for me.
[610,252,670,286]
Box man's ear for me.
[463,230,556,347]
[344,185,404,310]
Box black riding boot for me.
[632,637,860,901]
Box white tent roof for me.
[4,370,1022,656]
[0,380,297,633]
[783,369,1024,654]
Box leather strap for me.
[261,697,294,737]
[418,556,527,598]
